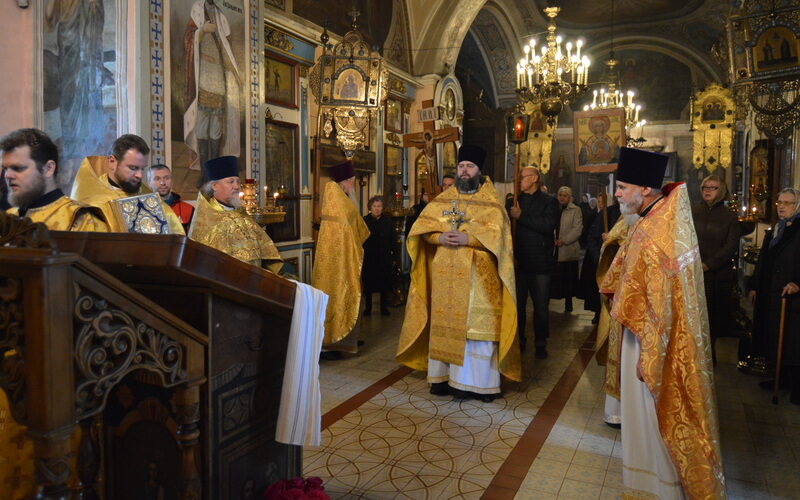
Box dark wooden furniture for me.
[0,217,299,500]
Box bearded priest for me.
[599,147,725,499]
[397,144,520,402]
[70,134,185,234]
[2,128,107,231]
[188,155,282,272]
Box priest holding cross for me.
[397,144,520,402]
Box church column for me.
[175,383,202,500]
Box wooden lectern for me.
[0,216,299,500]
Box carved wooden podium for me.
[0,217,299,500]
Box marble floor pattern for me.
[305,298,800,499]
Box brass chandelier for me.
[516,6,590,124]
[583,57,647,144]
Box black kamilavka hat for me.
[330,160,355,182]
[457,144,486,169]
[616,147,668,189]
[203,156,239,181]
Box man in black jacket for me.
[510,166,560,358]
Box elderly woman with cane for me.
[749,188,800,404]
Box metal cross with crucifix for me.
[442,200,466,231]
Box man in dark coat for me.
[510,166,560,358]
[749,187,800,403]
[363,195,396,315]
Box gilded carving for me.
[73,291,186,419]
[265,26,295,52]
[309,15,388,156]
[691,83,735,172]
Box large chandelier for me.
[516,6,590,124]
[583,57,647,145]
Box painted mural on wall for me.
[43,0,119,187]
[170,0,246,192]
[546,140,575,195]
[615,50,691,121]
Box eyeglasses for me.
[701,186,719,191]
[775,200,796,207]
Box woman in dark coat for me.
[579,195,620,323]
[749,187,800,404]
[362,196,395,315]
[692,174,740,365]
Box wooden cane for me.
[772,296,788,405]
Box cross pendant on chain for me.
[442,200,466,231]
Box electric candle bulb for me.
[556,35,562,44]
[524,44,530,54]
[530,38,536,48]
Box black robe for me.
[362,214,396,293]
[751,220,800,367]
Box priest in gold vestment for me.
[188,156,282,272]
[312,160,370,355]
[70,134,185,234]
[2,128,107,231]
[1,128,107,498]
[599,147,725,500]
[397,145,520,402]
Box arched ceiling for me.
[532,0,706,29]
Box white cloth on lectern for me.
[427,339,500,394]
[620,328,685,500]
[276,281,328,446]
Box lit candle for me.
[576,39,583,59]
[627,90,634,106]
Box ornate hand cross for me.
[442,200,466,231]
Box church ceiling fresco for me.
[532,0,706,28]
[470,10,516,96]
[292,0,392,50]
[575,49,693,122]
[456,31,497,109]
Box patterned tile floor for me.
[306,298,800,499]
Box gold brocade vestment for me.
[312,182,370,346]
[70,156,185,234]
[188,194,282,272]
[396,179,520,382]
[599,183,725,500]
[593,215,632,395]
[6,194,108,232]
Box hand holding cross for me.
[442,200,466,231]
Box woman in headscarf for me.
[691,174,740,365]
[749,187,800,404]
